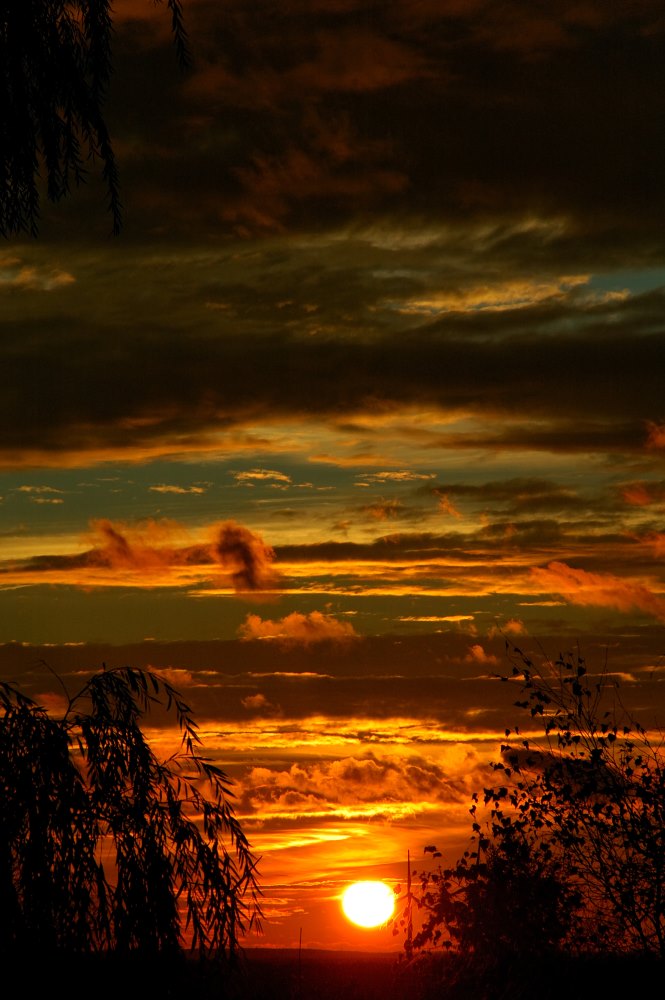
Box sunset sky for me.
[2,0,665,951]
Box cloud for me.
[463,644,499,667]
[398,615,475,624]
[502,618,527,636]
[531,561,665,622]
[118,0,665,245]
[487,618,527,638]
[397,275,591,315]
[240,748,487,819]
[152,667,195,688]
[357,499,412,521]
[436,493,462,518]
[33,690,69,716]
[622,483,656,506]
[642,533,665,558]
[232,468,292,485]
[241,692,281,715]
[3,238,665,469]
[355,471,436,484]
[149,484,207,495]
[0,518,280,594]
[0,257,75,291]
[429,479,583,515]
[621,481,665,507]
[241,692,270,710]
[646,422,665,449]
[16,485,64,494]
[210,521,279,591]
[238,611,359,645]
[85,519,178,571]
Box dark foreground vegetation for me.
[406,644,665,964]
[23,949,665,1000]
[0,666,261,959]
[237,950,664,1000]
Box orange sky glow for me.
[2,0,665,955]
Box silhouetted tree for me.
[489,644,665,955]
[413,644,665,966]
[0,0,188,236]
[0,666,261,961]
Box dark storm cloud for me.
[3,1,664,467]
[275,523,641,568]
[211,520,278,591]
[425,479,593,516]
[1,281,664,464]
[86,0,665,241]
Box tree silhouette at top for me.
[0,665,261,961]
[0,0,188,237]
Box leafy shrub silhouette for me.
[0,665,261,961]
[411,644,665,969]
[413,831,577,960]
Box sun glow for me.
[341,881,395,928]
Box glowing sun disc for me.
[341,881,395,928]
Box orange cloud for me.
[0,256,75,291]
[463,644,499,667]
[487,618,527,638]
[2,518,280,594]
[33,690,69,716]
[240,692,282,716]
[95,519,177,568]
[436,493,462,518]
[232,468,292,485]
[356,471,436,484]
[238,611,359,645]
[531,561,665,621]
[151,667,195,688]
[622,483,655,506]
[149,484,207,495]
[646,421,665,448]
[643,533,665,558]
[359,499,406,521]
[241,749,483,819]
[89,517,279,593]
[621,482,665,507]
[503,617,527,635]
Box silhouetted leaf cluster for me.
[408,643,665,967]
[0,665,261,960]
[0,0,188,236]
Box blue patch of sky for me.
[588,267,665,296]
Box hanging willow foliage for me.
[0,0,188,236]
[0,665,261,960]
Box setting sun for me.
[341,881,396,928]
